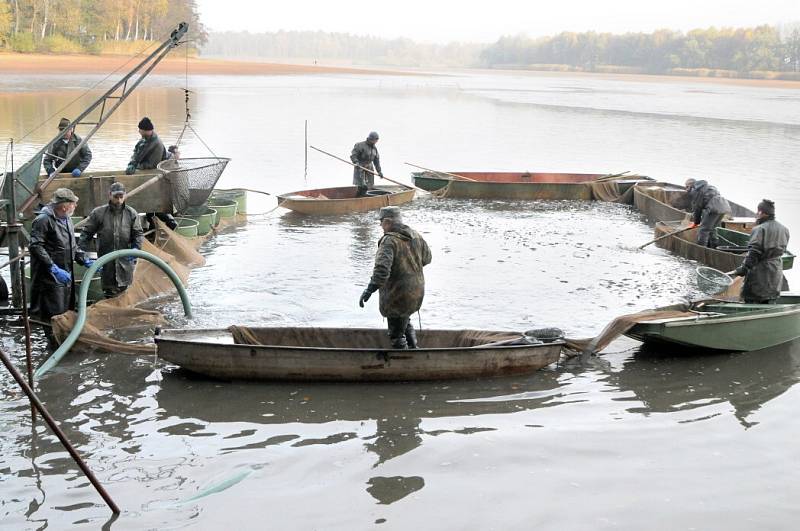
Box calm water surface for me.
[1,70,800,529]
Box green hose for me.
[35,249,193,377]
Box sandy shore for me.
[0,53,411,76]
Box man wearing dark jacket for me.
[686,179,731,248]
[43,118,92,177]
[29,188,91,321]
[78,182,144,298]
[359,206,432,349]
[125,117,167,174]
[734,199,790,303]
[350,131,383,197]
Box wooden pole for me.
[639,225,694,249]
[304,120,308,184]
[403,162,476,181]
[309,145,429,194]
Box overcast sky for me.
[197,0,800,43]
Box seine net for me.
[158,157,230,214]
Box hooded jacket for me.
[690,180,731,224]
[738,218,790,301]
[368,223,432,318]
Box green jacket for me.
[78,202,144,289]
[128,133,167,172]
[369,223,432,318]
[43,134,92,174]
[739,218,790,302]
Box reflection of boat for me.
[625,296,800,351]
[276,186,414,215]
[653,222,795,273]
[411,171,648,200]
[610,341,800,427]
[155,327,564,381]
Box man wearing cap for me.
[29,188,92,322]
[78,182,144,298]
[125,116,167,175]
[350,132,383,197]
[43,118,92,177]
[734,199,790,304]
[359,206,432,349]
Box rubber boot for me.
[405,322,418,349]
[388,317,409,349]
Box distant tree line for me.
[481,25,800,75]
[0,0,206,53]
[201,30,484,68]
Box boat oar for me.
[638,225,694,249]
[309,145,430,195]
[594,171,631,182]
[403,162,476,181]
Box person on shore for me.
[734,199,790,304]
[686,179,731,248]
[43,117,92,177]
[125,117,167,174]
[78,182,144,298]
[359,206,432,349]
[350,131,383,197]
[29,188,92,322]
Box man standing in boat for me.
[29,188,92,322]
[125,117,167,174]
[78,182,144,298]
[359,206,432,349]
[686,179,731,248]
[350,131,383,197]
[734,199,790,304]
[43,118,93,177]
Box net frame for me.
[158,157,230,214]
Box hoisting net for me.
[50,215,243,355]
[158,158,231,214]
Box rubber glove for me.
[71,168,82,177]
[83,258,95,268]
[378,171,384,178]
[125,163,136,175]
[358,284,378,307]
[688,222,699,229]
[50,264,71,284]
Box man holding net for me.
[734,199,790,304]
[78,183,144,298]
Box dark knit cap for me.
[138,117,154,131]
[758,199,775,217]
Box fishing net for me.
[159,158,231,214]
[696,266,733,294]
[588,180,635,203]
[50,213,245,354]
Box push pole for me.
[18,243,36,422]
[0,347,120,515]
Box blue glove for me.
[83,258,95,268]
[125,256,137,264]
[50,264,71,284]
[72,168,82,177]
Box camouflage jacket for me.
[128,133,167,171]
[369,223,432,317]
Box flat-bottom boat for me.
[155,326,564,381]
[625,296,800,352]
[277,186,415,215]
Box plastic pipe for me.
[35,249,192,377]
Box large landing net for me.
[159,157,230,214]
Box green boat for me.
[625,296,800,352]
[715,227,795,270]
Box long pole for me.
[403,162,476,182]
[639,225,694,249]
[304,120,308,184]
[0,347,120,514]
[309,145,429,194]
[7,138,22,307]
[18,243,35,422]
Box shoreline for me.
[0,52,414,76]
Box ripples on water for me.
[2,72,800,529]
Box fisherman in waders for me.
[43,117,93,177]
[78,182,144,298]
[350,131,383,197]
[126,117,177,230]
[359,206,432,349]
[685,178,731,248]
[734,199,790,304]
[29,188,92,322]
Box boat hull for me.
[155,327,563,381]
[626,302,800,352]
[277,186,415,215]
[412,171,608,200]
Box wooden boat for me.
[633,182,757,229]
[625,296,800,351]
[155,326,564,381]
[411,171,649,200]
[653,222,794,271]
[277,186,415,215]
